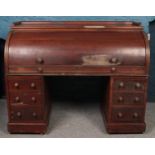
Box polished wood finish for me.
[5,21,150,134]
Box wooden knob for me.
[111,67,116,72]
[133,112,139,118]
[30,83,36,89]
[110,57,118,64]
[14,82,19,88]
[135,82,141,89]
[134,97,140,103]
[36,57,44,64]
[37,67,43,73]
[118,96,124,102]
[11,116,14,120]
[32,112,37,118]
[16,112,22,117]
[119,82,124,88]
[31,97,36,102]
[117,112,123,118]
[15,96,20,102]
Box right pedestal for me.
[103,76,148,134]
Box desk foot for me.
[8,122,48,134]
[106,122,146,134]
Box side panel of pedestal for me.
[102,76,148,134]
[6,75,50,134]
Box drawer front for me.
[10,106,44,122]
[8,66,146,75]
[8,79,42,91]
[113,78,146,91]
[111,107,144,123]
[112,93,145,105]
[9,92,43,106]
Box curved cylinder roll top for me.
[5,21,150,75]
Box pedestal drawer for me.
[113,78,146,91]
[10,106,44,122]
[112,92,145,105]
[111,107,145,123]
[9,92,43,106]
[8,76,43,91]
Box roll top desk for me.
[4,21,150,134]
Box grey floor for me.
[0,99,155,138]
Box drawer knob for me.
[111,67,116,72]
[134,97,140,103]
[31,97,36,102]
[110,57,118,64]
[133,112,139,118]
[119,82,124,88]
[30,83,36,89]
[135,82,142,89]
[36,57,44,64]
[117,112,123,118]
[32,112,37,118]
[16,112,22,117]
[37,67,43,73]
[14,82,19,88]
[118,96,124,102]
[15,96,20,102]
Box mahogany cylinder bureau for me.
[4,21,150,134]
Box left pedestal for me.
[6,75,50,134]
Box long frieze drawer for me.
[112,92,145,105]
[111,107,145,123]
[9,92,43,106]
[10,106,44,122]
[8,66,146,76]
[112,77,147,91]
[8,77,43,91]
